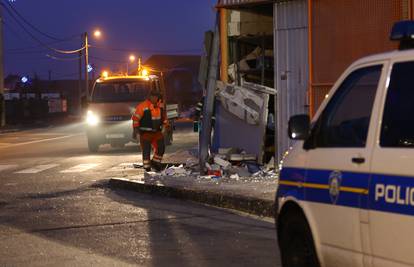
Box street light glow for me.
[141,69,149,76]
[129,55,136,62]
[93,30,102,38]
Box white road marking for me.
[0,134,82,149]
[15,164,59,174]
[105,163,136,172]
[0,165,17,172]
[61,163,100,173]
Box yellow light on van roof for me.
[102,71,109,78]
[141,69,149,76]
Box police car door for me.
[369,59,414,267]
[303,63,385,266]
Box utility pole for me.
[199,15,220,173]
[78,48,82,115]
[83,32,89,110]
[0,5,5,127]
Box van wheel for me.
[279,212,320,267]
[88,138,99,153]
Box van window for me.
[305,65,382,148]
[381,61,414,147]
[92,80,151,103]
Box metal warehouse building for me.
[214,0,410,163]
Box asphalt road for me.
[0,122,281,266]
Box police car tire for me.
[279,212,319,267]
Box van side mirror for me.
[288,114,310,140]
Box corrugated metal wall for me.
[310,0,408,115]
[274,0,308,162]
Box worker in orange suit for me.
[131,89,168,172]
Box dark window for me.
[381,61,414,147]
[305,65,382,148]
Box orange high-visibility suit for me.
[131,99,168,171]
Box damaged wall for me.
[212,82,272,164]
[228,9,273,36]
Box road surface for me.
[0,122,280,266]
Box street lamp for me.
[93,30,102,39]
[127,54,136,75]
[78,29,101,114]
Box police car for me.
[276,21,414,267]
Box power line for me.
[3,0,79,41]
[3,22,80,57]
[6,38,80,53]
[1,3,85,54]
[3,20,28,43]
[6,49,48,55]
[46,54,82,61]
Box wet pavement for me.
[0,122,281,266]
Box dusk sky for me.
[3,0,217,80]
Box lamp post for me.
[83,32,89,103]
[78,29,101,114]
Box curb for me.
[109,178,275,218]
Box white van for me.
[276,21,414,267]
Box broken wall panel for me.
[212,83,269,164]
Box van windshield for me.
[92,80,151,103]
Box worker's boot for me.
[143,160,151,172]
[151,160,163,172]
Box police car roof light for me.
[390,20,414,50]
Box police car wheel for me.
[279,213,319,267]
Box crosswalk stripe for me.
[16,164,59,174]
[105,163,136,172]
[60,163,100,173]
[0,164,17,172]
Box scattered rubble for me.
[147,147,278,183]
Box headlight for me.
[86,110,100,126]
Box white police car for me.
[276,21,414,267]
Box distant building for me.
[4,75,81,114]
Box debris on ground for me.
[213,156,231,170]
[144,147,277,182]
[162,164,190,176]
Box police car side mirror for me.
[288,114,310,140]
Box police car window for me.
[306,65,382,148]
[381,61,414,147]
